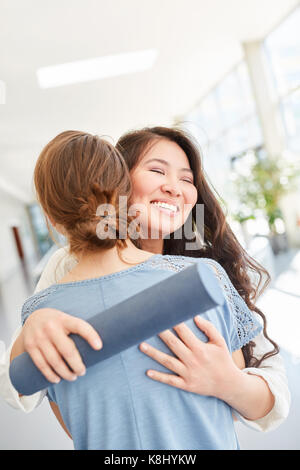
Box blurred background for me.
[0,0,300,450]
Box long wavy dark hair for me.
[116,126,279,368]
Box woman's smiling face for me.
[130,138,198,239]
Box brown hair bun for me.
[34,130,131,254]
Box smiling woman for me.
[7,128,268,450]
[116,126,280,368]
[129,139,198,244]
[1,126,290,444]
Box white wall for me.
[0,190,36,282]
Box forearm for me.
[0,327,46,411]
[9,330,26,397]
[220,368,275,420]
[0,248,72,412]
[10,330,25,364]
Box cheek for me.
[181,186,198,225]
[130,172,157,203]
[184,186,198,208]
[130,173,145,202]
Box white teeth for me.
[151,201,178,212]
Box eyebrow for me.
[144,158,193,174]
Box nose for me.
[161,182,182,198]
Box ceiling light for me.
[37,49,158,89]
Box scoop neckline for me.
[54,253,164,287]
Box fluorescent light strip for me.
[37,49,158,88]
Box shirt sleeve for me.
[233,318,291,432]
[0,246,77,411]
[202,259,262,350]
[0,327,46,412]
[202,258,290,432]
[35,246,78,291]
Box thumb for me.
[194,316,226,347]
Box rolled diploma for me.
[9,262,224,395]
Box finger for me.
[158,329,191,359]
[39,342,78,382]
[54,331,86,377]
[63,315,103,350]
[28,348,61,384]
[139,343,185,375]
[194,316,226,346]
[146,370,187,390]
[172,322,204,350]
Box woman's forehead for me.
[139,138,190,168]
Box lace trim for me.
[21,286,59,326]
[20,254,262,350]
[148,255,262,350]
[200,258,262,349]
[148,254,196,272]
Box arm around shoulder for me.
[35,246,77,291]
[0,326,46,412]
[0,246,75,411]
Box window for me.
[265,7,300,152]
[27,203,54,257]
[183,61,263,199]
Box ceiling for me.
[0,0,298,200]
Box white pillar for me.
[243,40,285,158]
[243,40,300,247]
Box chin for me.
[152,218,185,239]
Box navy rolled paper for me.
[9,262,224,395]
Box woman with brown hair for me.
[8,128,268,449]
[2,127,289,439]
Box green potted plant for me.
[231,150,300,254]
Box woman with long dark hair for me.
[1,127,289,434]
[9,129,267,449]
[116,126,278,369]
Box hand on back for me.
[20,308,102,383]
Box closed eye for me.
[150,168,165,175]
[181,178,194,184]
[149,168,193,184]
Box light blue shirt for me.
[21,254,262,450]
